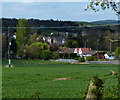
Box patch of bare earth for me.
[5,65,14,68]
[53,78,71,81]
[37,63,48,64]
[78,62,89,64]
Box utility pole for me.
[7,27,16,67]
[8,27,11,67]
[97,39,99,59]
[110,41,112,53]
[87,39,88,48]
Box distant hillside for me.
[91,20,120,24]
[1,18,95,33]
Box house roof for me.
[59,47,75,53]
[81,51,97,55]
[44,36,67,44]
[81,48,92,52]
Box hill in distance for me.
[91,20,120,24]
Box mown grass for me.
[2,60,119,98]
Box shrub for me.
[41,50,52,60]
[91,75,104,100]
[74,57,79,60]
[78,57,85,62]
[59,53,77,59]
[52,51,59,59]
[28,45,40,58]
[115,47,120,59]
[86,56,97,61]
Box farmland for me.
[2,60,119,98]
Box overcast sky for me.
[2,1,118,22]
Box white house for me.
[104,53,115,60]
[74,48,92,56]
[43,36,67,45]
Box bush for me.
[86,56,98,61]
[41,50,52,60]
[59,53,77,59]
[78,57,85,62]
[52,51,59,59]
[115,47,120,59]
[28,45,40,58]
[74,57,79,60]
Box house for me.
[104,53,115,60]
[66,32,78,37]
[74,48,92,56]
[81,51,105,59]
[59,47,75,53]
[81,51,97,57]
[43,36,67,45]
[59,47,77,59]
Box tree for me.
[17,42,49,59]
[65,40,79,48]
[65,40,74,48]
[30,42,48,51]
[28,45,40,58]
[29,42,49,59]
[52,51,59,59]
[72,41,79,48]
[115,47,120,59]
[2,35,8,58]
[16,19,29,49]
[41,50,52,60]
[27,33,38,45]
[86,0,120,14]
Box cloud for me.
[2,0,89,2]
[24,0,34,2]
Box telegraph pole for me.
[7,27,16,67]
[97,39,99,59]
[110,41,112,53]
[8,27,11,67]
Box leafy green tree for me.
[115,47,120,59]
[28,45,40,58]
[17,42,49,59]
[86,56,98,61]
[29,42,49,59]
[65,40,74,48]
[30,42,48,51]
[27,33,38,45]
[86,0,119,14]
[2,35,7,58]
[41,50,52,60]
[17,45,27,58]
[72,41,79,48]
[16,19,29,49]
[27,33,44,45]
[52,51,59,59]
[65,40,79,48]
[78,57,85,62]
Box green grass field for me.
[2,60,119,98]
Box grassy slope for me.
[2,60,119,98]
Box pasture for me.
[2,60,119,98]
